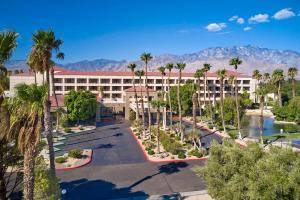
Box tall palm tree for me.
[140,53,153,137]
[256,84,268,144]
[31,30,64,174]
[194,69,204,120]
[187,129,201,150]
[151,100,165,153]
[165,63,174,127]
[263,72,270,82]
[175,63,186,142]
[252,69,262,103]
[135,70,146,138]
[203,63,213,122]
[27,50,43,84]
[192,92,198,129]
[128,63,140,120]
[0,30,18,200]
[54,107,66,132]
[229,57,243,139]
[8,84,46,200]
[272,69,284,107]
[217,69,227,133]
[288,67,298,98]
[228,75,235,96]
[158,66,166,129]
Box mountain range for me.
[6,45,300,75]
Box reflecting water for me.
[242,115,300,145]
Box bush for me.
[228,130,238,139]
[189,149,203,158]
[64,127,72,133]
[147,149,155,155]
[79,126,84,130]
[178,151,186,159]
[68,149,83,159]
[55,157,67,163]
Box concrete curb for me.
[130,128,208,163]
[56,150,93,171]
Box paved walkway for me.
[57,119,217,199]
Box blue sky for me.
[1,0,300,63]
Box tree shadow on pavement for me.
[94,143,115,149]
[60,178,148,200]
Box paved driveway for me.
[57,119,213,199]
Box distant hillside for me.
[5,45,300,75]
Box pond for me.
[242,115,300,146]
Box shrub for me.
[178,151,186,159]
[189,149,203,158]
[228,130,238,139]
[64,127,72,133]
[79,126,84,130]
[147,149,155,155]
[55,157,67,163]
[138,135,141,139]
[68,149,83,159]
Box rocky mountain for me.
[6,45,300,75]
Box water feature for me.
[242,115,300,145]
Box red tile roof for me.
[49,95,65,107]
[124,86,155,92]
[13,72,35,77]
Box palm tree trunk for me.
[34,71,37,84]
[292,78,295,98]
[144,62,152,139]
[132,75,140,120]
[177,72,183,142]
[234,69,241,139]
[56,114,59,132]
[161,74,166,129]
[278,82,282,107]
[23,146,36,200]
[0,143,7,200]
[156,108,160,153]
[220,79,226,133]
[44,69,56,175]
[203,76,207,108]
[206,75,213,122]
[192,93,197,129]
[259,96,264,144]
[197,78,202,120]
[139,79,146,138]
[168,72,173,127]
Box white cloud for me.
[243,27,252,31]
[237,18,245,24]
[248,14,269,23]
[229,15,239,21]
[205,23,227,32]
[298,11,300,16]
[273,8,295,20]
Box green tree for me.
[31,30,64,174]
[53,107,67,132]
[140,52,153,137]
[272,69,285,107]
[203,63,213,122]
[192,92,198,129]
[127,63,139,120]
[165,63,174,127]
[64,90,97,123]
[175,63,186,142]
[252,69,262,103]
[256,83,269,143]
[151,100,165,153]
[229,57,243,139]
[288,67,298,98]
[216,69,227,133]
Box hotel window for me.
[169,79,175,84]
[77,78,87,83]
[112,86,121,91]
[54,86,62,91]
[215,87,220,91]
[112,93,121,98]
[89,86,98,91]
[89,78,98,84]
[147,79,154,84]
[148,86,154,89]
[156,86,162,90]
[156,79,162,84]
[207,80,214,84]
[112,79,121,84]
[123,79,132,84]
[54,78,62,83]
[65,86,75,91]
[100,79,110,84]
[243,87,250,91]
[180,80,185,84]
[103,86,110,91]
[103,93,110,99]
[237,80,241,84]
[77,86,87,90]
[215,80,220,84]
[215,93,220,97]
[243,80,250,84]
[65,78,75,83]
[123,86,131,90]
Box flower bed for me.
[55,149,92,170]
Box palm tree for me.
[229,57,243,139]
[252,69,262,103]
[0,31,18,104]
[8,84,46,200]
[135,70,146,138]
[31,30,64,174]
[194,69,204,120]
[151,100,165,153]
[187,129,201,150]
[228,75,235,96]
[128,63,140,120]
[27,50,43,84]
[272,69,284,107]
[165,63,174,127]
[54,107,66,132]
[192,92,198,129]
[203,63,213,122]
[263,72,270,82]
[158,66,166,129]
[288,67,298,98]
[175,63,186,142]
[256,84,268,144]
[217,69,227,133]
[140,53,153,137]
